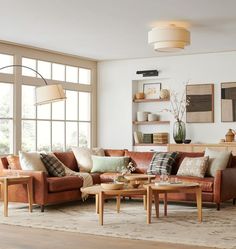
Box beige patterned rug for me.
[0,200,235,249]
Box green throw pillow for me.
[91,156,130,173]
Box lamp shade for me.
[148,24,190,52]
[36,84,66,105]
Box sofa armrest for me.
[2,169,48,205]
[214,168,236,203]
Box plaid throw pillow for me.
[147,152,179,175]
[40,154,66,177]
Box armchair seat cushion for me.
[47,176,83,193]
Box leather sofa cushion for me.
[172,152,204,175]
[104,149,125,157]
[90,173,101,185]
[47,176,83,193]
[124,151,154,173]
[53,151,79,172]
[100,172,121,183]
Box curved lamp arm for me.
[0,64,48,85]
[0,64,66,105]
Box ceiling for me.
[1,0,236,61]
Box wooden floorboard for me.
[0,224,215,249]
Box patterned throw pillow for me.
[40,154,66,177]
[177,156,209,178]
[147,152,179,175]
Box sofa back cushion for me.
[104,149,125,157]
[124,150,154,173]
[172,152,204,175]
[53,151,79,172]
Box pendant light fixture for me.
[148,23,190,52]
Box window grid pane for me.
[0,54,14,74]
[22,58,37,77]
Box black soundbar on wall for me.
[136,70,159,77]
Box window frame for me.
[0,42,97,156]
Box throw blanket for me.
[52,153,93,200]
[63,166,93,200]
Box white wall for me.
[97,51,236,150]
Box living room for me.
[0,1,236,249]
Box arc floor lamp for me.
[0,64,66,105]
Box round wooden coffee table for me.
[145,182,202,224]
[81,184,147,225]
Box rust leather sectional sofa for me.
[0,149,236,212]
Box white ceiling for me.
[1,0,236,61]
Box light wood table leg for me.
[99,191,104,226]
[196,187,202,222]
[147,185,152,224]
[27,178,33,213]
[143,195,147,210]
[4,178,8,217]
[164,192,167,216]
[95,194,99,214]
[116,195,121,213]
[154,191,159,218]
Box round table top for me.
[145,182,200,191]
[124,174,156,181]
[81,184,146,195]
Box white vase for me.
[137,112,149,121]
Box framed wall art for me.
[143,83,161,99]
[186,84,214,123]
[221,82,236,122]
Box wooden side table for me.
[0,176,33,217]
[145,182,202,224]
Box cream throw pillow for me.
[19,151,48,174]
[72,147,105,172]
[177,156,209,178]
[204,148,231,177]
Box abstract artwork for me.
[186,84,214,123]
[221,82,236,122]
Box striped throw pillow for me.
[147,152,179,175]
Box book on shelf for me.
[133,131,143,143]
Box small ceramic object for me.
[137,111,149,121]
[220,139,225,143]
[183,139,191,144]
[130,181,140,189]
[225,129,235,142]
[160,89,170,99]
[148,113,159,121]
[135,92,145,99]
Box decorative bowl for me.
[101,182,124,190]
[183,139,191,144]
[130,181,140,189]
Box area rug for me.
[0,200,235,249]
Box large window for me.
[0,45,96,156]
[22,87,91,152]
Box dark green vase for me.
[173,120,186,144]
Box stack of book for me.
[153,133,169,144]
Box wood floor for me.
[0,224,214,249]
